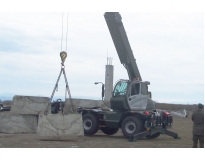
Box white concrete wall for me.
[10,95,110,115]
[104,65,114,101]
[63,98,110,114]
[0,112,38,133]
[10,95,50,115]
[37,113,83,138]
[1,96,112,135]
[2,100,12,106]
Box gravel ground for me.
[0,114,195,148]
[1,113,204,160]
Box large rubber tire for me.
[83,113,99,135]
[121,116,144,138]
[101,127,119,135]
[146,132,160,139]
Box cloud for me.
[0,12,204,104]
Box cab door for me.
[127,82,142,110]
[140,83,148,110]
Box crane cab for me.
[110,79,155,112]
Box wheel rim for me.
[125,121,136,134]
[84,118,92,130]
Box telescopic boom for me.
[104,12,142,81]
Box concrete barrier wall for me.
[37,113,83,138]
[155,103,198,111]
[10,95,50,115]
[9,95,197,115]
[10,96,110,115]
[64,98,110,114]
[2,100,12,106]
[64,99,197,113]
[0,112,38,133]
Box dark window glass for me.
[141,83,148,95]
[113,81,128,97]
[131,83,140,96]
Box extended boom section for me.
[104,12,141,81]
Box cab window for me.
[141,83,148,95]
[131,83,140,96]
[113,81,128,97]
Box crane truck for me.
[78,12,179,141]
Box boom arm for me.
[104,12,142,81]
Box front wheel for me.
[83,113,99,135]
[101,127,119,135]
[121,116,143,138]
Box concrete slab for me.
[2,100,12,106]
[64,98,110,114]
[10,95,50,115]
[0,112,38,133]
[37,113,83,139]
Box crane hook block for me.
[60,51,67,63]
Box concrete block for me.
[37,113,84,139]
[0,112,38,133]
[10,95,50,115]
[64,98,110,114]
[2,100,12,106]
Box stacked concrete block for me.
[2,100,12,106]
[155,103,197,111]
[0,95,111,136]
[0,95,50,134]
[10,95,50,114]
[37,113,84,139]
[36,98,114,138]
[0,112,38,133]
[63,98,110,114]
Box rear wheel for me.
[121,116,143,138]
[101,127,119,135]
[146,132,160,139]
[83,113,99,135]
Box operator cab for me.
[110,79,155,111]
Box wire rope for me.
[66,12,69,52]
[61,12,64,51]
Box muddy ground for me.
[0,113,199,148]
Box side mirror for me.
[102,84,105,98]
[148,91,152,99]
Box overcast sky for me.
[0,7,204,104]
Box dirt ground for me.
[0,113,199,148]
